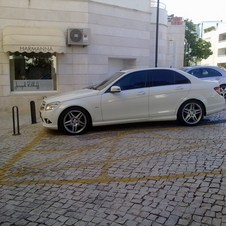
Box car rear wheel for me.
[220,84,226,99]
[177,100,204,126]
[59,107,91,135]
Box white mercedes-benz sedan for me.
[40,68,225,135]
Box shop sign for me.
[19,46,54,53]
[171,17,183,25]
[14,80,53,91]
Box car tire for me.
[59,107,91,135]
[177,100,204,126]
[220,84,226,99]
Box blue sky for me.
[162,0,226,23]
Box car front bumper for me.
[40,110,58,130]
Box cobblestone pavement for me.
[1,109,226,226]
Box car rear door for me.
[200,68,223,81]
[147,69,191,118]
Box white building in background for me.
[199,22,226,68]
[0,0,185,112]
[197,4,226,67]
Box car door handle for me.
[175,86,184,90]
[137,91,146,95]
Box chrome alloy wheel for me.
[220,85,226,99]
[60,108,89,134]
[181,102,203,125]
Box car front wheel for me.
[59,107,91,135]
[177,100,204,126]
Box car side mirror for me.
[110,86,121,93]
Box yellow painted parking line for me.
[0,148,90,180]
[0,170,224,185]
[54,143,206,171]
[99,131,127,178]
[31,149,79,152]
[0,132,47,177]
[0,124,226,186]
[208,146,226,153]
[0,138,113,180]
[0,130,137,180]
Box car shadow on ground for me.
[43,116,226,136]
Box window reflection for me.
[9,52,57,91]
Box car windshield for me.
[219,66,226,71]
[90,71,125,90]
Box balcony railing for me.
[217,55,226,64]
[150,1,166,9]
[218,40,226,49]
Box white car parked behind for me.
[182,66,226,98]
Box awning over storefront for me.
[2,26,66,53]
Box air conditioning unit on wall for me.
[67,28,91,46]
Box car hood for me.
[44,89,100,103]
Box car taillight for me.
[214,87,221,95]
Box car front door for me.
[101,71,149,121]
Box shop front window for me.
[9,52,57,91]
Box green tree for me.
[204,26,216,33]
[184,19,213,66]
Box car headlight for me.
[45,101,61,111]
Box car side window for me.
[148,69,190,87]
[188,69,202,78]
[152,70,174,86]
[201,68,222,78]
[175,72,191,84]
[113,71,147,91]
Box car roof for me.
[183,66,221,70]
[120,67,183,73]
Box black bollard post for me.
[12,106,20,135]
[30,101,37,124]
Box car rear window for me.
[148,69,190,86]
